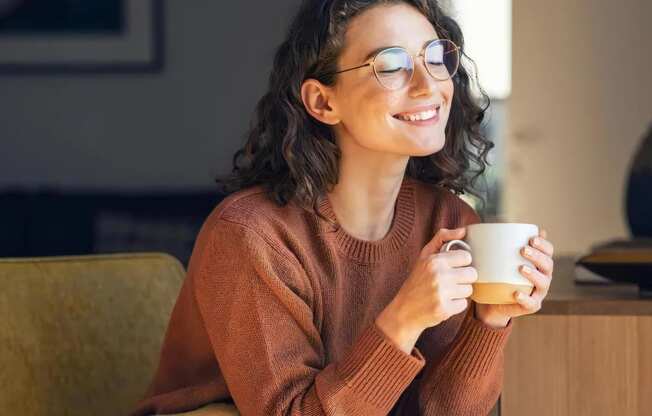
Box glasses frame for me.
[329,38,460,90]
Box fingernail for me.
[515,292,524,300]
[522,265,531,274]
[524,247,532,256]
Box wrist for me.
[375,303,422,354]
[474,303,510,329]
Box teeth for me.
[396,108,438,121]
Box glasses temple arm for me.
[332,62,372,75]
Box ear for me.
[300,78,340,125]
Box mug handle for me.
[439,239,471,253]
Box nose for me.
[408,57,443,97]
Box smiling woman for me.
[215,0,494,220]
[131,2,510,416]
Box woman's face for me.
[331,3,454,157]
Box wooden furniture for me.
[501,256,652,415]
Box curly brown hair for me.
[215,0,494,224]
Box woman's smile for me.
[392,103,441,126]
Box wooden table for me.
[500,256,652,415]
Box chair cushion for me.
[0,253,185,416]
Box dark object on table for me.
[575,238,652,297]
[0,188,225,266]
[625,121,652,238]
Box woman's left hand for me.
[475,229,555,328]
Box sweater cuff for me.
[335,323,425,409]
[440,307,513,379]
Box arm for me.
[407,199,513,415]
[193,218,425,416]
[415,303,512,415]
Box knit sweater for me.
[131,175,513,416]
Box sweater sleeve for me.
[411,194,512,415]
[415,303,512,415]
[193,218,425,416]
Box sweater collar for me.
[316,176,416,264]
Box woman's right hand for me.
[375,227,478,354]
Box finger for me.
[453,266,478,284]
[450,283,474,299]
[521,245,554,276]
[530,235,554,258]
[540,229,548,239]
[430,249,473,269]
[421,227,466,257]
[520,265,551,297]
[514,291,542,313]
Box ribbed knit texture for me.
[130,176,513,416]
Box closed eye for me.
[378,68,403,74]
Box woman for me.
[132,0,555,415]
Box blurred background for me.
[1,0,650,264]
[1,2,651,416]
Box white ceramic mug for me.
[439,223,539,304]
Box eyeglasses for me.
[328,38,460,90]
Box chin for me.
[407,133,446,156]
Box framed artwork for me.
[0,0,164,73]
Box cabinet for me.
[500,257,652,415]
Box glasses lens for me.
[373,48,413,90]
[425,39,459,80]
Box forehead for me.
[341,3,439,62]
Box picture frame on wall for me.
[0,0,164,74]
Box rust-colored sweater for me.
[131,175,513,416]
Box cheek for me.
[445,80,455,108]
[437,80,455,123]
[345,89,395,127]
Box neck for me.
[327,157,409,242]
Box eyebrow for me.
[362,38,439,61]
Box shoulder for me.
[189,185,312,293]
[208,184,299,224]
[199,185,310,262]
[409,177,481,227]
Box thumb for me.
[420,227,466,258]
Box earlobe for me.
[300,78,340,125]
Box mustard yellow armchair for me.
[0,253,238,416]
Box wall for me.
[504,0,652,255]
[0,0,299,191]
[3,0,649,256]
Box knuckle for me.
[431,281,442,296]
[469,266,478,281]
[430,277,440,291]
[430,279,441,296]
[531,249,541,261]
[542,276,551,290]
[428,258,442,273]
[462,251,473,264]
[463,284,473,297]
